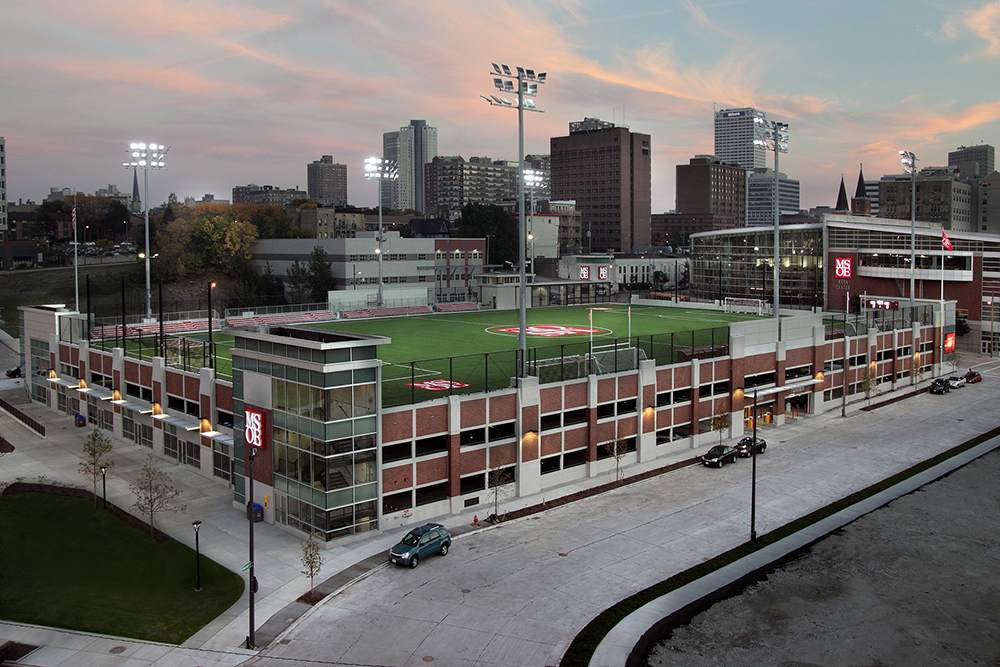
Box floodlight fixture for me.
[501,64,512,75]
[760,120,788,324]
[123,141,169,319]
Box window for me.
[540,456,561,474]
[596,403,615,419]
[415,435,447,457]
[460,474,486,494]
[415,482,447,506]
[383,491,412,514]
[540,413,561,431]
[488,422,515,441]
[460,428,485,447]
[383,442,411,463]
[564,409,587,426]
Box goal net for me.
[724,297,765,316]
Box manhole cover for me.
[109,646,127,655]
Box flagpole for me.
[73,191,80,313]
[941,231,947,378]
[589,309,594,366]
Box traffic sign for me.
[242,562,252,572]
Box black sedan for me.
[4,367,20,378]
[929,378,950,394]
[735,436,767,457]
[702,445,738,467]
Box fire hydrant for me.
[473,515,479,527]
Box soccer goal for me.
[588,344,647,375]
[724,297,765,316]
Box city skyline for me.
[2,0,999,214]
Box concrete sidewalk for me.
[0,350,996,666]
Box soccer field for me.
[312,304,755,406]
[96,304,757,408]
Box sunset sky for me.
[2,0,999,215]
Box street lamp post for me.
[192,520,203,591]
[899,150,918,316]
[100,465,108,510]
[482,63,546,377]
[737,386,760,542]
[123,143,168,320]
[247,448,256,649]
[364,157,398,308]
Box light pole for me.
[364,157,398,308]
[246,448,256,650]
[192,520,203,591]
[123,143,168,320]
[482,63,546,377]
[525,168,543,278]
[899,150,917,316]
[207,282,216,370]
[756,121,787,325]
[100,465,108,510]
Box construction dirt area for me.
[646,446,1000,667]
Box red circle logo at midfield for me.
[491,325,600,337]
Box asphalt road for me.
[249,361,1000,667]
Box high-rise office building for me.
[383,120,437,213]
[714,107,769,171]
[550,118,651,253]
[747,168,800,226]
[307,155,348,206]
[675,155,746,221]
[949,144,995,179]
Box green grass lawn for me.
[0,493,244,644]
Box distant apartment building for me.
[550,118,651,253]
[714,107,770,171]
[949,144,995,179]
[747,168,800,225]
[296,208,364,239]
[383,120,437,213]
[232,184,307,207]
[307,156,348,206]
[879,167,973,231]
[971,171,1000,235]
[424,156,518,219]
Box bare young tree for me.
[604,436,630,482]
[129,455,186,537]
[300,532,324,594]
[712,408,732,447]
[487,451,515,522]
[860,366,878,406]
[79,427,114,506]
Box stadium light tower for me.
[481,63,546,377]
[899,150,918,315]
[123,142,168,320]
[755,120,787,324]
[365,157,398,308]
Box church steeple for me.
[851,163,871,216]
[131,167,141,213]
[834,176,850,213]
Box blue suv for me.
[388,523,452,568]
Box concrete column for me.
[637,359,656,462]
[773,339,787,427]
[516,375,541,497]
